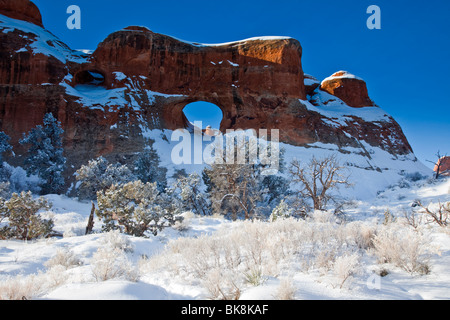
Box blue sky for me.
[33,0,450,167]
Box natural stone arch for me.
[182,101,224,130]
[81,26,306,136]
[73,69,107,86]
[160,95,237,133]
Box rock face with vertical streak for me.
[0,0,416,183]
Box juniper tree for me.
[174,172,210,215]
[0,191,53,240]
[0,132,12,166]
[0,132,12,183]
[75,157,135,200]
[133,145,167,192]
[261,148,290,206]
[96,181,182,237]
[20,113,66,195]
[269,199,294,222]
[205,135,264,220]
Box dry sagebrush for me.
[142,214,380,298]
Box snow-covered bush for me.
[91,247,139,282]
[45,248,83,270]
[75,157,135,200]
[0,131,12,180]
[269,199,293,222]
[42,265,68,289]
[145,217,381,299]
[0,181,11,199]
[310,209,338,224]
[0,275,43,300]
[347,222,376,250]
[91,230,139,282]
[100,230,134,253]
[202,268,242,300]
[1,163,41,194]
[244,267,266,286]
[332,253,361,289]
[174,173,210,216]
[372,223,431,275]
[96,181,182,237]
[19,113,66,195]
[276,279,297,300]
[172,211,194,232]
[0,191,53,240]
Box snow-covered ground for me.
[1,4,449,302]
[1,175,449,300]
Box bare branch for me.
[289,155,351,211]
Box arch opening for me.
[183,101,224,133]
[74,69,106,86]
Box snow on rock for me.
[320,71,375,108]
[113,71,128,82]
[172,35,293,48]
[321,70,364,83]
[0,13,88,64]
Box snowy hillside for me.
[0,176,449,300]
[1,126,448,300]
[140,127,431,201]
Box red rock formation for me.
[0,0,416,183]
[0,0,43,27]
[435,157,450,177]
[320,71,375,108]
[74,27,306,133]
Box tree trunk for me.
[85,202,95,235]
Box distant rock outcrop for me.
[0,0,415,181]
[435,157,450,177]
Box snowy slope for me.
[0,14,88,64]
[139,126,431,201]
[0,178,448,300]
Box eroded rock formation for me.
[0,0,415,182]
[0,0,43,27]
[320,71,375,108]
[73,26,306,132]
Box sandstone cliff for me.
[0,0,415,182]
